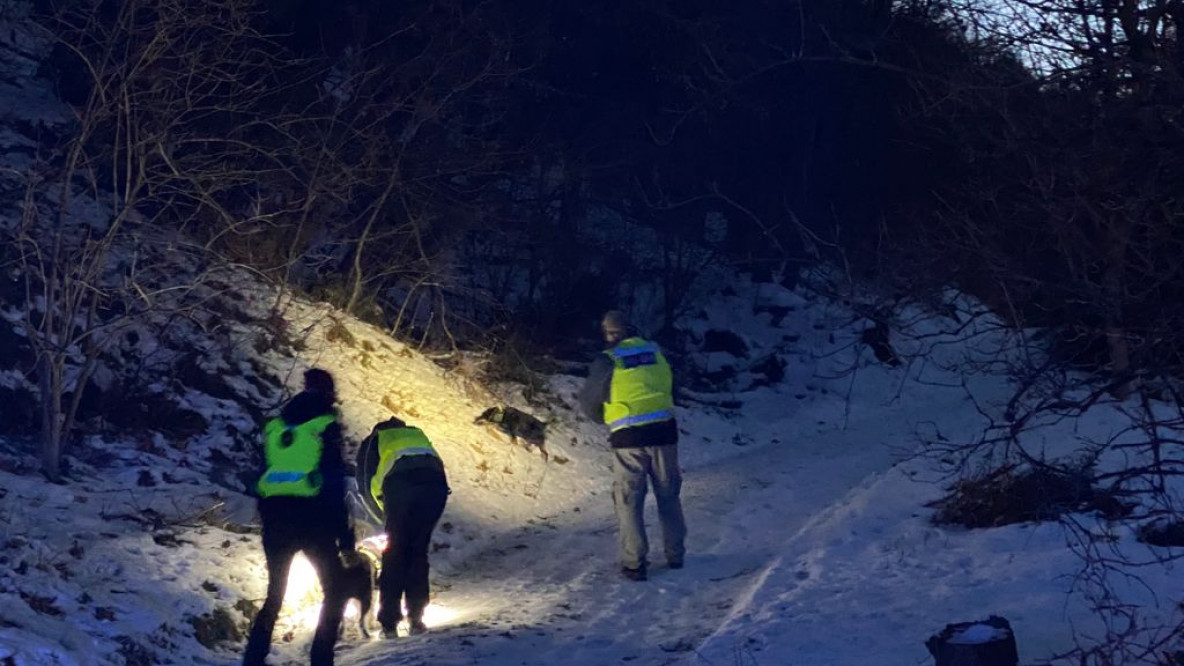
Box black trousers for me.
[243,501,346,666]
[377,472,448,628]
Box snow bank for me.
[948,623,1009,645]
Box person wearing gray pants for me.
[580,310,687,581]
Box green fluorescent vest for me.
[603,337,675,432]
[256,415,336,498]
[370,426,438,510]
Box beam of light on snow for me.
[280,553,325,630]
[421,603,459,628]
[276,542,460,632]
[339,600,456,628]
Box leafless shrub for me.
[10,0,321,480]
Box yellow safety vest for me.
[370,426,439,510]
[603,337,675,432]
[256,414,336,497]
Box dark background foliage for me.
[30,0,1184,376]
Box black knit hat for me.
[304,368,336,397]
[380,416,406,429]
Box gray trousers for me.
[612,445,687,569]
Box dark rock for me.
[152,532,193,548]
[115,636,155,666]
[749,354,786,386]
[702,366,739,386]
[1139,520,1184,548]
[100,387,210,439]
[173,354,238,402]
[925,615,1018,666]
[189,607,243,648]
[0,384,37,435]
[860,321,901,367]
[20,591,63,616]
[234,598,259,624]
[38,41,94,106]
[0,321,32,372]
[702,330,749,358]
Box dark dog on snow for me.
[473,406,549,461]
[339,549,377,639]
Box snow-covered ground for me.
[3,269,1179,666]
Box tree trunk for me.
[1106,322,1135,399]
[38,356,63,482]
[1103,235,1136,399]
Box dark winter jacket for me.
[360,419,448,486]
[355,418,448,523]
[256,390,353,550]
[579,348,679,449]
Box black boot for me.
[378,611,401,639]
[621,563,647,581]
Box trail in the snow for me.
[339,404,907,666]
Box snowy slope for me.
[333,281,1179,666]
[3,261,1181,666]
[0,267,601,666]
[0,12,596,662]
[4,256,1181,666]
[683,289,1182,666]
[688,458,1177,666]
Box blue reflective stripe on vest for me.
[395,447,438,459]
[611,343,658,359]
[608,409,674,431]
[265,471,308,484]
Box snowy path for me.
[339,403,908,666]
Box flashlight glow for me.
[360,534,389,553]
[421,603,459,627]
[279,553,325,630]
[274,539,460,633]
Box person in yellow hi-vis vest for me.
[356,416,449,638]
[243,369,354,666]
[579,310,687,582]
